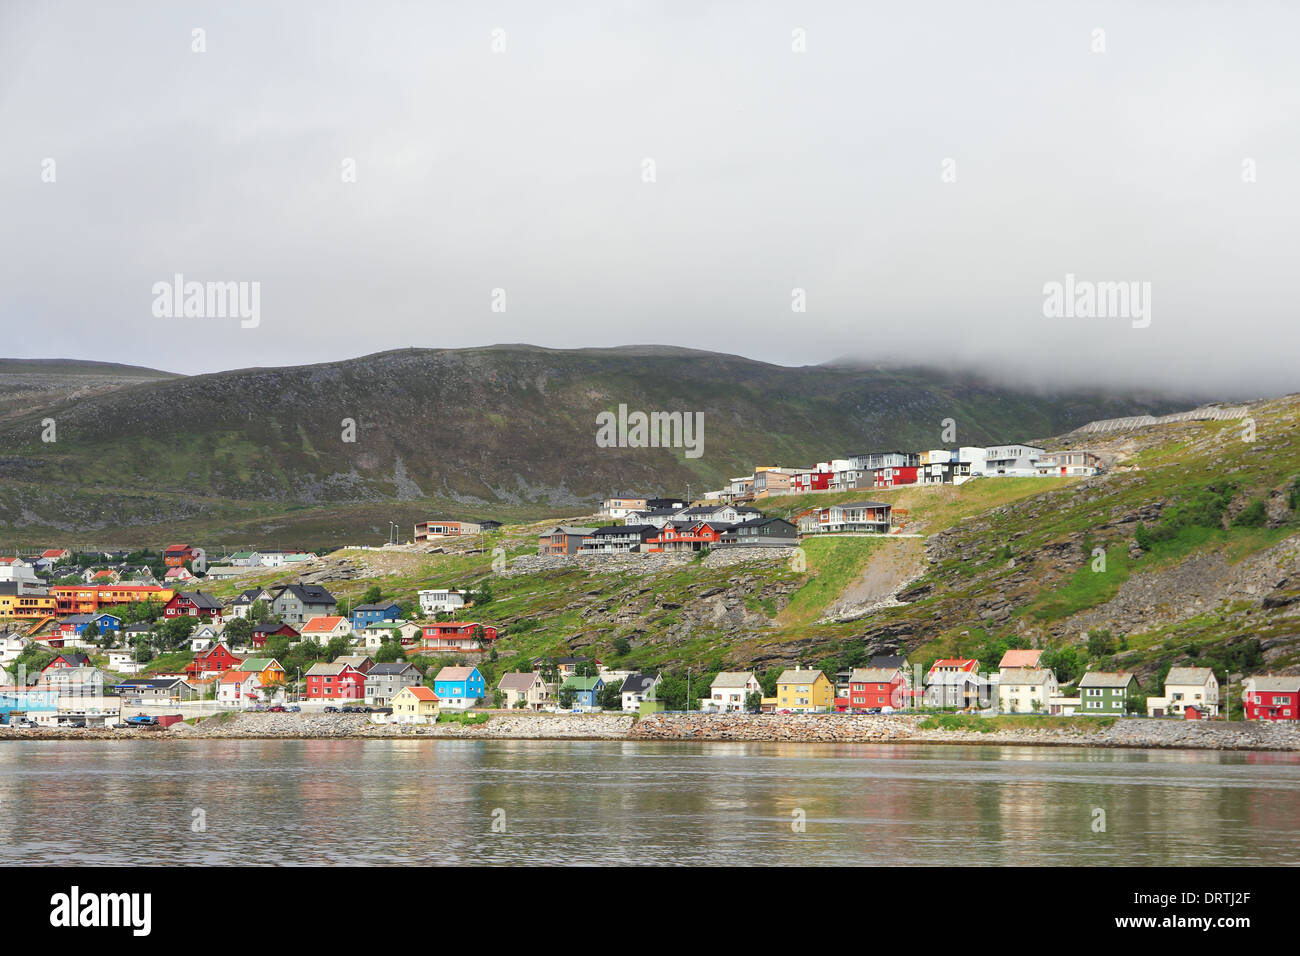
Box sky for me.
[2,0,1297,398]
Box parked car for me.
[324,706,339,713]
[267,705,286,712]
[286,705,301,712]
[126,714,158,726]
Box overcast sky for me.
[2,1,1297,397]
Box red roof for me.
[405,686,439,701]
[929,658,978,673]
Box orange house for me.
[164,544,196,567]
[50,585,174,615]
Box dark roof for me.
[354,602,400,612]
[273,583,336,604]
[54,652,92,666]
[233,588,267,604]
[252,622,297,635]
[117,677,186,689]
[836,500,891,509]
[733,516,796,530]
[176,591,223,610]
[620,672,660,694]
[869,655,908,670]
[590,524,655,537]
[367,662,420,677]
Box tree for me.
[1041,646,1083,685]
[470,580,494,606]
[159,615,199,649]
[558,686,576,709]
[250,599,271,623]
[612,637,631,657]
[82,622,101,646]
[1087,629,1117,659]
[597,681,623,711]
[492,689,505,709]
[324,636,351,662]
[744,691,762,713]
[373,640,405,664]
[224,617,254,647]
[361,584,383,606]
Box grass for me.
[919,714,1118,732]
[777,537,881,625]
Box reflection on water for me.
[1,740,1296,865]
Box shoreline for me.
[3,712,1298,752]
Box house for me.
[773,667,834,713]
[1243,676,1300,722]
[217,669,263,709]
[645,521,732,553]
[236,657,287,688]
[186,643,243,679]
[190,623,221,647]
[1048,695,1082,716]
[358,620,423,648]
[1040,450,1104,477]
[299,616,352,641]
[163,544,196,567]
[391,685,440,723]
[269,583,337,625]
[706,672,762,713]
[979,444,1048,477]
[230,587,274,619]
[418,622,497,654]
[334,655,374,675]
[1077,671,1138,714]
[0,582,59,621]
[115,677,197,703]
[350,602,402,631]
[417,588,469,615]
[413,519,485,542]
[797,501,892,535]
[82,568,121,584]
[106,650,145,674]
[997,668,1059,714]
[560,674,605,710]
[537,656,599,680]
[1147,667,1220,718]
[303,662,366,700]
[538,526,597,556]
[839,667,906,712]
[600,496,648,519]
[579,525,658,554]
[873,466,919,488]
[497,671,550,710]
[365,662,424,707]
[924,659,992,709]
[250,622,299,648]
[38,666,106,693]
[433,666,485,710]
[163,566,194,584]
[56,612,123,643]
[0,634,30,664]
[721,516,799,548]
[619,673,661,712]
[50,584,173,616]
[42,651,93,674]
[163,590,224,624]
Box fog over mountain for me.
[2,1,1297,397]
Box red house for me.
[1243,676,1300,721]
[41,652,92,674]
[419,622,498,654]
[646,521,729,553]
[791,470,833,493]
[186,642,243,678]
[874,466,919,488]
[250,622,299,648]
[303,662,366,700]
[164,590,224,624]
[838,667,906,712]
[164,544,196,567]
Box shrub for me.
[1233,499,1267,528]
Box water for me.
[1,739,1296,865]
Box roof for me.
[711,671,757,688]
[175,591,222,610]
[589,524,655,537]
[998,667,1053,685]
[272,583,336,604]
[497,671,542,692]
[1077,671,1137,689]
[929,658,978,673]
[542,526,597,536]
[848,667,901,683]
[619,672,660,694]
[400,686,439,701]
[353,602,401,612]
[304,662,355,677]
[561,675,603,691]
[777,669,826,684]
[869,655,907,670]
[237,658,280,672]
[218,669,255,684]
[999,649,1044,669]
[301,616,347,633]
[334,655,372,667]
[1165,667,1216,686]
[435,666,481,682]
[1247,676,1300,692]
[368,662,419,676]
[836,500,891,510]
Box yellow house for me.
[775,667,834,712]
[237,657,286,687]
[391,685,441,724]
[0,591,58,620]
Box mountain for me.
[0,345,1201,545]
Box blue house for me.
[432,666,485,710]
[0,687,58,724]
[59,612,123,639]
[560,675,605,709]
[350,602,403,631]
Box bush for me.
[1233,499,1267,528]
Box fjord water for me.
[2,740,1297,865]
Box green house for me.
[1077,671,1137,714]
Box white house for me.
[706,671,762,713]
[37,666,106,694]
[417,589,468,616]
[1147,667,1220,717]
[497,671,551,710]
[979,445,1047,477]
[0,634,30,664]
[619,673,661,712]
[997,667,1058,714]
[217,670,261,709]
[107,651,145,675]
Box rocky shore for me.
[2,712,1297,750]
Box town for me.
[1,437,1295,734]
